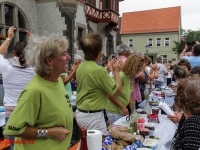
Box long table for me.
[113,113,177,150]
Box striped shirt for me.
[171,115,200,150]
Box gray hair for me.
[25,34,69,76]
[74,54,82,61]
[135,50,144,57]
[173,66,186,79]
[116,43,129,54]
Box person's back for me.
[76,60,111,110]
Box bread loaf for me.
[109,130,136,142]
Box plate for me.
[137,148,151,150]
[143,138,157,147]
[136,108,144,113]
[173,93,177,96]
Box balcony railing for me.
[85,2,119,25]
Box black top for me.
[171,114,200,150]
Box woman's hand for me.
[120,106,129,116]
[26,30,32,38]
[167,112,182,123]
[7,26,16,40]
[112,59,122,72]
[48,127,71,141]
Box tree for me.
[172,29,200,55]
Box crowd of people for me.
[1,26,200,150]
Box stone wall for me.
[0,0,38,33]
[36,1,66,36]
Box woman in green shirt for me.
[106,55,145,124]
[4,33,73,150]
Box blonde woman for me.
[106,54,145,124]
[4,34,73,150]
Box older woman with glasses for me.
[171,79,200,150]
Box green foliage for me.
[172,29,200,55]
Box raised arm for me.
[0,26,16,55]
[112,59,122,95]
[179,43,188,60]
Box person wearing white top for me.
[154,56,168,88]
[0,27,35,150]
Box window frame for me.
[0,3,29,54]
[161,55,167,64]
[156,37,162,47]
[164,37,170,46]
[148,38,153,47]
[128,39,133,48]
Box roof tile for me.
[121,6,181,34]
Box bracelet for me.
[6,38,11,41]
[183,49,186,52]
[37,129,48,138]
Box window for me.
[112,0,116,11]
[128,39,133,48]
[156,38,161,46]
[5,5,13,26]
[77,28,83,48]
[164,38,170,46]
[105,0,110,9]
[148,38,153,47]
[0,3,28,54]
[162,55,167,63]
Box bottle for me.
[145,123,155,138]
[144,90,152,118]
[80,128,88,150]
[152,81,155,89]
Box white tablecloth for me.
[113,113,177,150]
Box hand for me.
[48,127,70,141]
[7,26,16,39]
[167,112,182,123]
[184,43,188,51]
[26,30,32,38]
[112,59,122,72]
[120,106,129,116]
[106,59,112,72]
[71,60,79,71]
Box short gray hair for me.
[74,54,82,61]
[116,43,129,54]
[25,34,69,76]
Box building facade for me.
[0,0,124,61]
[120,6,181,63]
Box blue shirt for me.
[182,56,200,68]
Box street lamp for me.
[145,44,149,53]
[107,34,113,56]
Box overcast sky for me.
[119,0,200,30]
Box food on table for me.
[137,118,145,123]
[111,142,117,149]
[109,130,136,142]
[149,101,160,106]
[117,140,129,147]
[143,138,157,147]
[139,128,150,137]
[109,125,128,132]
[115,145,124,150]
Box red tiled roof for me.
[121,6,181,34]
